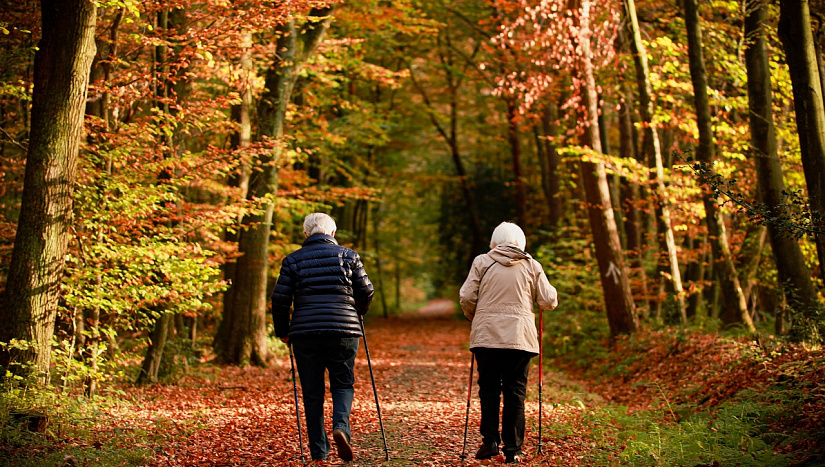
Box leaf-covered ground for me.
[99,303,594,466]
[59,304,823,466]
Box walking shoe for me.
[475,441,499,460]
[504,451,523,464]
[332,429,353,462]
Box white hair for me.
[303,213,337,237]
[490,222,526,250]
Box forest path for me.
[135,304,596,466]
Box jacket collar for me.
[303,233,339,246]
[488,243,531,266]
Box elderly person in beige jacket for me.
[459,222,558,464]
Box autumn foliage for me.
[2,0,825,464]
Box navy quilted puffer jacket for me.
[271,233,374,338]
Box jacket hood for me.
[303,233,338,246]
[488,244,531,266]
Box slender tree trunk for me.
[541,102,563,231]
[136,311,172,384]
[216,7,334,365]
[408,33,484,261]
[747,0,821,330]
[625,0,686,323]
[684,234,708,318]
[574,0,638,337]
[507,99,527,227]
[778,0,825,275]
[618,93,650,318]
[0,0,97,380]
[683,0,754,331]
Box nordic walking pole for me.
[459,353,475,461]
[360,317,390,461]
[538,308,544,455]
[289,344,306,463]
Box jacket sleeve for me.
[459,257,483,320]
[271,258,296,338]
[531,259,558,311]
[350,252,374,316]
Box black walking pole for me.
[459,353,475,461]
[538,308,544,455]
[360,317,390,461]
[289,344,306,463]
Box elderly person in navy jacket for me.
[272,213,374,462]
[460,222,558,464]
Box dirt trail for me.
[138,304,589,466]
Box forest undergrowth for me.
[1,307,824,466]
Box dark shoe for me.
[505,451,523,463]
[332,429,353,462]
[475,442,499,460]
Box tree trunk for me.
[0,0,97,381]
[684,234,708,318]
[618,93,650,318]
[574,0,638,337]
[136,311,172,384]
[747,0,821,332]
[540,102,563,231]
[216,7,334,365]
[625,0,687,323]
[408,31,484,261]
[778,0,825,275]
[683,0,754,332]
[507,99,527,227]
[218,30,255,348]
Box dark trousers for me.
[472,347,534,456]
[292,336,359,460]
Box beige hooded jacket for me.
[459,244,558,354]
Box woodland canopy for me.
[0,0,824,465]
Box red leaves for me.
[91,308,597,465]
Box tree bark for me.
[683,0,754,332]
[746,0,821,330]
[507,99,527,227]
[573,0,638,337]
[618,93,650,318]
[217,30,254,349]
[778,0,825,275]
[136,311,172,384]
[540,102,563,231]
[625,0,686,323]
[216,7,334,365]
[0,0,97,381]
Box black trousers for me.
[472,347,534,455]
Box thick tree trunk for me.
[0,0,97,381]
[778,0,825,275]
[575,0,638,337]
[218,31,254,348]
[625,0,686,323]
[747,0,821,330]
[216,7,334,365]
[683,0,754,331]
